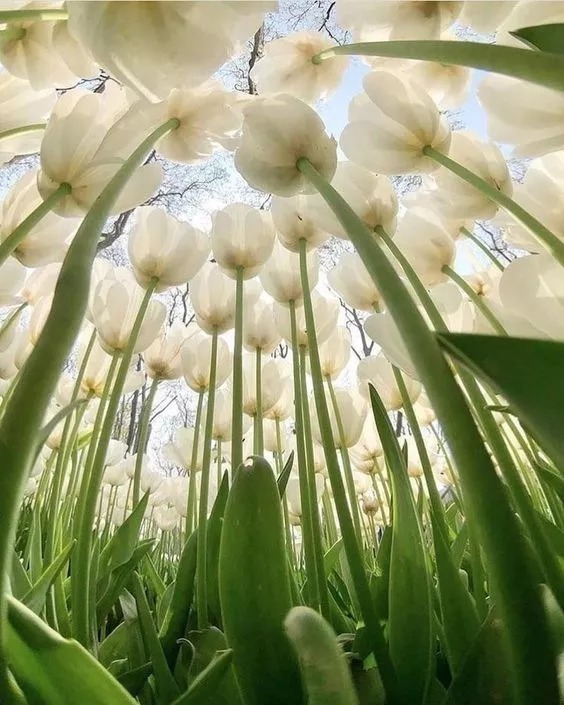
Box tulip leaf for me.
[369,385,433,705]
[11,551,32,599]
[6,595,137,705]
[206,471,230,626]
[277,450,295,498]
[22,540,74,615]
[98,491,150,579]
[219,456,304,705]
[437,334,564,467]
[159,529,198,668]
[511,24,564,54]
[284,606,359,705]
[172,650,234,705]
[117,663,153,697]
[324,538,344,575]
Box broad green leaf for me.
[159,529,198,668]
[206,471,230,625]
[98,492,150,579]
[22,540,74,614]
[438,334,564,467]
[285,607,359,705]
[277,450,295,498]
[511,24,564,54]
[219,456,304,705]
[369,386,433,705]
[118,663,153,698]
[322,40,564,92]
[144,553,167,601]
[11,551,32,599]
[6,595,137,705]
[171,650,234,705]
[130,572,180,703]
[324,539,344,576]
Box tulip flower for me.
[38,88,163,217]
[350,414,384,475]
[144,322,189,381]
[90,270,166,354]
[311,387,366,449]
[328,251,383,312]
[128,206,210,291]
[1,170,77,267]
[250,31,348,104]
[79,340,144,398]
[403,58,471,110]
[341,70,451,175]
[0,258,26,308]
[235,93,337,196]
[243,297,281,355]
[212,203,275,279]
[357,353,421,411]
[286,474,325,518]
[189,262,237,335]
[274,291,339,348]
[307,161,398,239]
[317,326,351,380]
[0,72,55,164]
[432,131,513,220]
[459,1,517,33]
[264,375,294,422]
[67,0,275,101]
[181,331,231,394]
[495,0,564,47]
[271,194,329,253]
[163,426,205,473]
[242,355,287,418]
[260,241,319,305]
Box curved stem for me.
[196,328,218,629]
[0,9,68,21]
[424,146,564,267]
[297,157,560,705]
[443,265,507,335]
[0,183,71,267]
[297,237,399,700]
[0,123,45,144]
[186,391,204,534]
[132,377,159,506]
[460,227,504,271]
[231,266,244,474]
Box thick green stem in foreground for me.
[424,146,564,267]
[132,377,159,506]
[231,267,244,474]
[73,281,158,647]
[313,40,564,92]
[297,238,399,702]
[196,328,219,630]
[0,116,178,685]
[297,157,560,705]
[0,183,71,267]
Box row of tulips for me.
[1,2,564,705]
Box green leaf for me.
[22,540,74,614]
[369,386,433,705]
[285,607,359,705]
[438,334,564,467]
[171,650,234,705]
[219,456,304,705]
[324,539,343,576]
[144,553,167,601]
[206,471,230,625]
[322,40,564,92]
[27,508,42,584]
[277,450,294,498]
[130,572,180,703]
[6,595,137,704]
[159,529,198,668]
[511,24,564,54]
[98,492,150,579]
[117,663,153,698]
[11,551,32,599]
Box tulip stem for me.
[253,349,263,455]
[186,391,204,533]
[0,116,178,677]
[460,227,505,271]
[73,279,158,647]
[297,238,399,699]
[0,123,45,144]
[288,301,321,612]
[423,145,564,268]
[231,266,244,474]
[297,156,560,705]
[0,182,72,268]
[0,302,26,347]
[132,377,159,507]
[196,327,219,630]
[312,40,564,92]
[0,9,68,21]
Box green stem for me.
[460,227,504,271]
[288,302,320,611]
[313,40,564,92]
[196,328,218,629]
[424,145,564,267]
[0,116,178,676]
[231,266,244,473]
[0,182,71,267]
[73,279,158,647]
[297,157,560,705]
[132,377,159,506]
[0,123,45,144]
[297,237,399,701]
[254,348,264,455]
[443,265,507,335]
[0,9,68,21]
[186,391,204,534]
